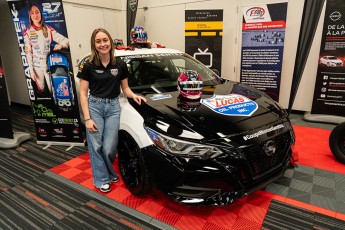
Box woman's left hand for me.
[133,94,147,105]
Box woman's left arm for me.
[121,78,147,105]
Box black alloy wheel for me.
[329,122,345,164]
[118,131,153,195]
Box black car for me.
[79,47,295,205]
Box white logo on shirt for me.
[111,69,118,76]
[95,70,104,73]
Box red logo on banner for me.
[246,7,265,18]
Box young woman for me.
[77,28,146,192]
[24,3,69,94]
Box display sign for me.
[201,94,258,116]
[7,0,83,145]
[0,57,14,139]
[240,3,288,102]
[126,0,138,45]
[311,0,345,116]
[185,10,223,76]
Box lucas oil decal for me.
[201,94,258,116]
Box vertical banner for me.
[7,0,83,145]
[240,3,288,102]
[127,0,138,45]
[311,0,345,116]
[185,10,223,76]
[0,56,14,139]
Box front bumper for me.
[141,131,293,206]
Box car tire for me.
[329,122,345,164]
[118,131,153,195]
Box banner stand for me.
[38,141,85,151]
[7,0,84,147]
[303,112,345,124]
[0,132,31,149]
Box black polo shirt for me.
[77,57,129,98]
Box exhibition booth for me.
[0,0,344,229]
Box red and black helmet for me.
[130,26,148,44]
[177,70,203,100]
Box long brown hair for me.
[28,3,48,38]
[89,28,116,66]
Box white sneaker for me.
[111,177,119,183]
[99,183,111,193]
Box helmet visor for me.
[180,80,203,90]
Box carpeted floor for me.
[0,104,166,230]
[2,104,345,230]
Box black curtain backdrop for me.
[288,0,325,114]
[127,0,139,45]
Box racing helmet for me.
[130,26,148,44]
[177,70,203,100]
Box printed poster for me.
[240,3,288,102]
[0,56,14,139]
[311,0,345,116]
[7,0,83,145]
[185,10,223,76]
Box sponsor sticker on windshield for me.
[201,94,258,116]
[150,94,172,101]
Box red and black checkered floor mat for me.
[51,125,345,229]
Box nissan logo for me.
[263,140,276,157]
[330,11,341,21]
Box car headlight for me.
[145,127,223,158]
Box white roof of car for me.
[79,47,183,64]
[114,47,182,57]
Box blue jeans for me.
[87,95,120,188]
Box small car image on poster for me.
[7,0,83,145]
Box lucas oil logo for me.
[201,94,258,116]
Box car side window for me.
[126,59,142,86]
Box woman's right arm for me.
[80,79,96,130]
[80,79,90,119]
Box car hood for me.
[133,81,288,141]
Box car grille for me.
[242,132,291,180]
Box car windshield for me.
[51,66,68,76]
[328,56,338,60]
[122,53,222,92]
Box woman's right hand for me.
[85,119,98,132]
